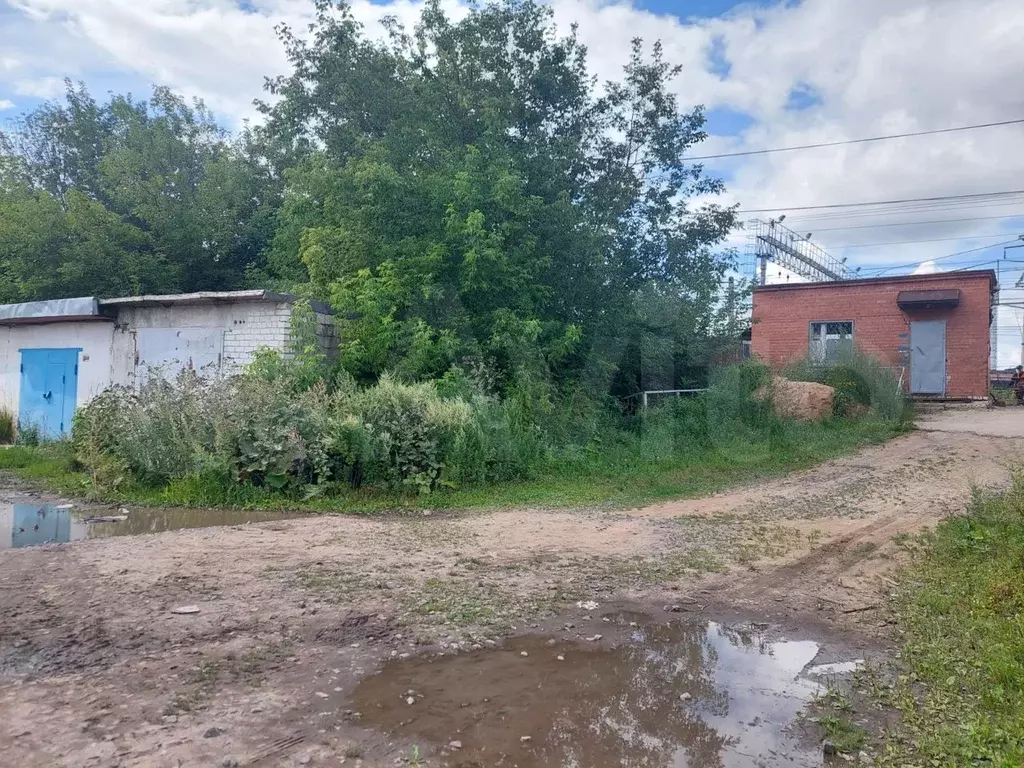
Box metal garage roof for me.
[0,297,105,326]
[0,290,334,326]
[98,290,333,315]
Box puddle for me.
[353,619,824,767]
[807,660,864,676]
[0,502,306,548]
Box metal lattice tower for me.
[745,218,856,284]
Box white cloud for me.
[13,76,66,98]
[0,98,14,110]
[707,1,1024,243]
[911,260,942,275]
[1,0,466,120]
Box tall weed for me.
[0,406,14,444]
[73,363,531,495]
[877,474,1024,766]
[784,350,911,423]
[349,374,474,492]
[74,374,224,484]
[72,355,898,500]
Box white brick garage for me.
[0,291,336,438]
[103,291,336,376]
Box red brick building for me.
[751,270,996,399]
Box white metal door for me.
[910,321,946,395]
[136,328,224,385]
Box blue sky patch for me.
[704,106,755,136]
[785,82,822,111]
[636,0,754,18]
[705,35,732,78]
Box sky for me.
[2,0,1024,363]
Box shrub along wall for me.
[70,355,910,499]
[75,371,529,495]
[783,351,912,423]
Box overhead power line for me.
[789,213,1024,232]
[859,239,1022,276]
[783,199,1024,224]
[742,189,1024,215]
[689,117,1024,161]
[830,233,1017,250]
[951,257,1024,273]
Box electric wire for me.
[829,233,1017,250]
[784,213,1024,232]
[688,118,1024,161]
[741,189,1024,215]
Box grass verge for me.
[875,477,1024,767]
[0,444,88,494]
[0,418,901,513]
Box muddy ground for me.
[1,406,1022,767]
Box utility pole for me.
[1006,238,1024,365]
[726,277,737,339]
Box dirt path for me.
[1,407,1022,767]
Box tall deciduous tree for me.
[0,82,280,299]
[259,0,737,388]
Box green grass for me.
[875,478,1024,767]
[0,419,902,514]
[990,386,1016,405]
[820,714,868,753]
[0,443,88,492]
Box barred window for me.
[809,321,853,363]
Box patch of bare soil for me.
[0,417,1019,767]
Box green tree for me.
[259,0,737,390]
[1,82,281,298]
[0,166,171,302]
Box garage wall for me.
[114,301,292,376]
[0,321,115,417]
[112,300,336,386]
[0,300,337,427]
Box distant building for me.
[751,270,996,400]
[0,290,336,438]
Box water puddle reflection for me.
[354,619,823,767]
[0,503,306,548]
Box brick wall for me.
[222,303,293,368]
[751,271,994,399]
[314,310,338,359]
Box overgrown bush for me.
[71,352,901,500]
[703,360,776,432]
[72,358,539,496]
[785,351,911,423]
[214,377,331,490]
[347,374,470,492]
[74,374,225,486]
[631,361,783,465]
[0,406,14,444]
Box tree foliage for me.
[0,0,740,399]
[0,82,279,302]
[254,0,737,390]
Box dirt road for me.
[1,407,1022,767]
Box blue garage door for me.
[19,348,80,439]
